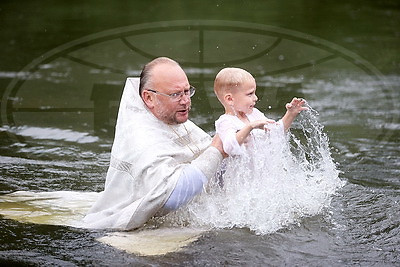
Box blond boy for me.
[214,67,307,156]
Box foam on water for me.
[167,106,344,235]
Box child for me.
[214,67,308,156]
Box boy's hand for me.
[282,98,308,132]
[285,97,308,114]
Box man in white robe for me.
[83,57,225,230]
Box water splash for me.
[167,106,344,235]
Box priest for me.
[83,57,225,230]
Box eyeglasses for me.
[146,86,196,102]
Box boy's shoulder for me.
[215,114,242,131]
[216,113,235,124]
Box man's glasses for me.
[146,86,196,102]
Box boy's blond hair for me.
[214,67,255,103]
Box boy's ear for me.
[224,93,233,105]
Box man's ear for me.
[141,90,155,109]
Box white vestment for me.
[83,78,222,230]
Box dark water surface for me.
[1,1,399,266]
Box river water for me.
[1,1,399,266]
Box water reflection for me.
[2,21,395,141]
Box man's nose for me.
[179,94,191,104]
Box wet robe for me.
[83,78,222,230]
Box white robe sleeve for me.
[161,165,207,211]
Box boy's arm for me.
[281,98,308,132]
[236,119,274,145]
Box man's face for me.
[146,63,192,124]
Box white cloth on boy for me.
[215,108,284,156]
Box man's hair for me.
[214,67,254,101]
[139,57,180,96]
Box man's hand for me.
[211,134,228,158]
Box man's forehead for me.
[152,62,180,73]
[152,63,189,87]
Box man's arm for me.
[161,135,225,211]
[162,165,207,211]
[210,134,228,157]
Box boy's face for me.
[231,79,258,115]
